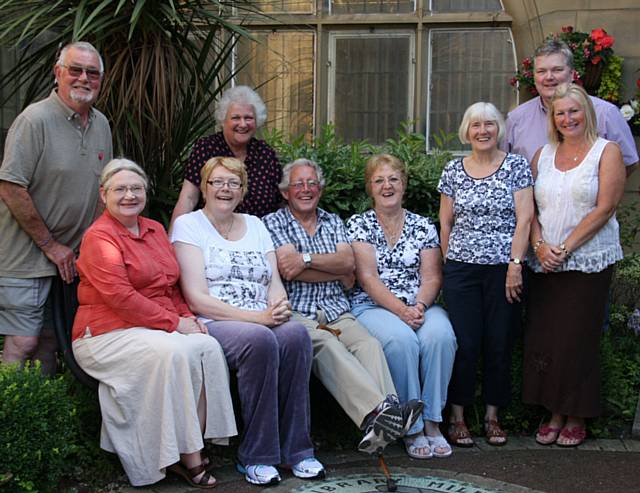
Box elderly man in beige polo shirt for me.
[0,41,112,374]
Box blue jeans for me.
[352,303,457,435]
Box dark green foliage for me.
[265,123,454,221]
[0,362,79,492]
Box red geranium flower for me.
[590,28,607,41]
[599,35,615,48]
[591,55,602,65]
[562,26,574,33]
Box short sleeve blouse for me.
[171,211,275,320]
[346,209,439,307]
[437,153,533,265]
[183,132,282,217]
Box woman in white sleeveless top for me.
[523,84,625,447]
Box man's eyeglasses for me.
[109,185,146,196]
[60,64,102,81]
[207,179,242,190]
[288,180,320,190]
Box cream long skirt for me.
[73,328,237,486]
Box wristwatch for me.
[509,257,522,265]
[302,253,312,268]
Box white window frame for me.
[425,26,517,152]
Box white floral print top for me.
[437,153,533,265]
[347,209,440,307]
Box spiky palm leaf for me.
[0,0,264,223]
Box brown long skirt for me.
[522,266,613,418]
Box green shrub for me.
[0,362,79,492]
[265,123,454,221]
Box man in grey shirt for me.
[0,41,112,374]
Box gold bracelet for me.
[533,238,545,254]
[559,243,571,257]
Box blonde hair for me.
[458,102,506,145]
[364,154,407,198]
[547,84,597,145]
[100,158,148,190]
[200,156,248,200]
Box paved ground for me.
[122,437,640,493]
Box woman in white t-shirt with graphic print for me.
[172,156,324,486]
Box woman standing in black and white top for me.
[438,102,534,447]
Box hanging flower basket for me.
[582,63,605,95]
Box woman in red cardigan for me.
[72,158,236,489]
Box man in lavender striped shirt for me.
[504,39,638,176]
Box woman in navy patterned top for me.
[170,86,281,226]
[348,154,458,460]
[438,102,534,448]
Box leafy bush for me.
[265,123,454,221]
[0,362,79,492]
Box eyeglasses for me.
[207,179,242,189]
[109,185,146,196]
[59,64,102,81]
[371,176,402,186]
[288,180,320,190]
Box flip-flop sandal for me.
[168,462,217,489]
[556,426,586,447]
[426,435,453,458]
[403,433,433,459]
[535,424,561,445]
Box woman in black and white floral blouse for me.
[438,102,534,447]
[348,154,458,460]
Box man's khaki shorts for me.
[0,276,54,336]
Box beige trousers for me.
[293,311,396,427]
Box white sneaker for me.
[291,457,325,479]
[236,463,281,485]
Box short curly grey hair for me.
[279,158,326,192]
[215,86,267,128]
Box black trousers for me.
[443,260,523,407]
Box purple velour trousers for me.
[205,320,314,466]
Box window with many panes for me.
[234,0,517,147]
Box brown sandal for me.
[447,421,474,448]
[484,419,507,446]
[168,462,217,489]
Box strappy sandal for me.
[484,419,507,446]
[168,462,217,489]
[447,421,474,448]
[535,424,561,445]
